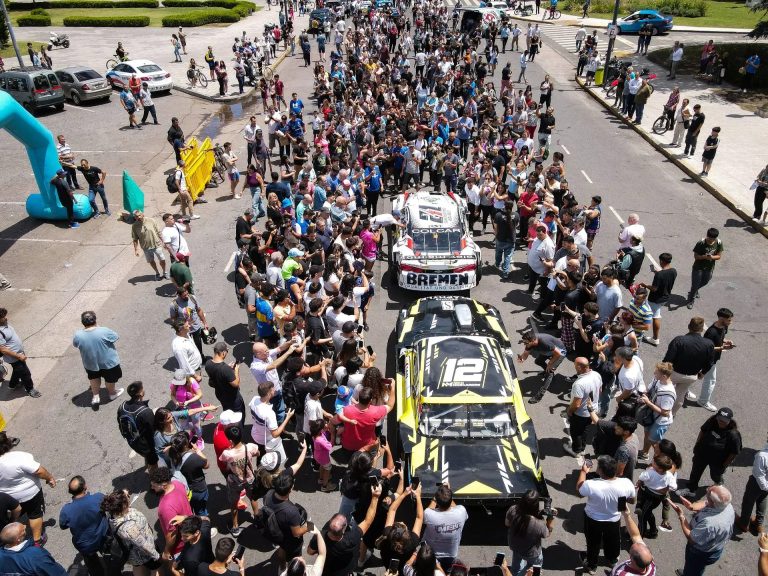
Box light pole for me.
[0,0,24,68]
[601,0,621,88]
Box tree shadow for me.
[0,217,44,258]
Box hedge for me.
[232,1,255,16]
[161,7,239,25]
[9,0,158,9]
[17,14,53,25]
[63,14,150,25]
[162,0,236,6]
[561,0,706,16]
[29,8,50,14]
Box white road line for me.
[223,250,237,272]
[608,205,659,269]
[128,450,137,459]
[0,201,26,205]
[560,144,570,155]
[0,237,80,243]
[580,169,593,184]
[74,150,146,153]
[65,104,94,113]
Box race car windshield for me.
[419,403,515,439]
[408,227,465,254]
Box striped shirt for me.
[610,560,656,576]
[629,299,653,327]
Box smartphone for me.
[368,475,379,488]
[366,345,374,355]
[379,434,387,447]
[588,391,594,402]
[618,496,628,512]
[190,435,199,445]
[394,460,402,473]
[356,324,364,334]
[388,559,401,573]
[233,544,245,561]
[411,476,420,490]
[584,454,594,469]
[494,552,505,566]
[306,520,315,532]
[297,432,306,444]
[532,567,542,576]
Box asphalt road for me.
[1,21,767,576]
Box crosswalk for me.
[537,23,676,56]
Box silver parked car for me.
[54,66,111,105]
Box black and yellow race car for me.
[391,296,547,505]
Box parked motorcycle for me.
[48,32,70,50]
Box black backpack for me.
[101,518,131,569]
[117,402,150,452]
[255,490,306,544]
[166,171,179,194]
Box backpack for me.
[101,518,132,569]
[166,171,180,194]
[255,489,307,544]
[171,451,194,499]
[117,402,151,451]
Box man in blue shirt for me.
[59,476,107,576]
[72,310,125,408]
[456,112,474,159]
[289,93,305,118]
[365,160,383,217]
[0,522,67,576]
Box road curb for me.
[575,76,768,238]
[172,46,293,103]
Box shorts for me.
[648,300,663,319]
[226,475,256,506]
[85,364,123,383]
[586,71,596,79]
[141,558,162,570]
[143,247,166,263]
[126,107,136,117]
[20,489,45,520]
[229,171,240,182]
[646,420,670,444]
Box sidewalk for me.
[17,7,309,102]
[575,71,768,237]
[509,10,753,33]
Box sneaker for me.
[105,210,112,216]
[685,391,697,401]
[109,388,125,401]
[27,388,42,398]
[190,214,201,219]
[637,452,651,464]
[210,527,219,538]
[642,336,659,346]
[162,273,168,279]
[0,281,11,290]
[357,549,373,569]
[92,211,100,218]
[91,395,100,406]
[234,194,242,199]
[562,441,579,457]
[155,273,162,281]
[576,453,585,468]
[230,525,243,537]
[320,481,338,492]
[686,301,694,309]
[675,570,684,576]
[697,401,717,412]
[676,488,696,500]
[196,197,208,204]
[658,521,673,532]
[70,222,80,229]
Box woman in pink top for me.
[309,419,336,492]
[358,219,381,271]
[170,369,205,449]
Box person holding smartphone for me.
[379,484,425,575]
[504,489,554,576]
[424,483,468,571]
[197,537,245,576]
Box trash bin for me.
[594,67,605,86]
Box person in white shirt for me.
[577,455,636,574]
[668,41,684,79]
[637,362,677,462]
[138,82,158,125]
[575,25,587,52]
[161,212,192,265]
[250,340,300,424]
[614,347,646,405]
[248,381,294,461]
[618,214,646,249]
[171,319,202,380]
[170,161,198,220]
[636,454,677,537]
[737,439,768,534]
[222,142,241,199]
[527,225,555,295]
[325,296,358,334]
[565,358,603,461]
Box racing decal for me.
[439,358,486,388]
[418,206,445,223]
[405,272,472,288]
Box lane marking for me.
[129,450,137,459]
[74,150,146,154]
[580,169,593,184]
[64,104,94,113]
[560,144,570,155]
[0,237,79,243]
[0,201,26,205]
[608,205,659,269]
[223,250,237,272]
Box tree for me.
[0,1,10,48]
[748,0,768,38]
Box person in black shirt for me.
[118,381,159,469]
[235,209,256,249]
[51,169,77,228]
[493,201,519,280]
[174,515,214,576]
[204,342,245,421]
[308,484,382,576]
[197,537,244,576]
[692,308,734,412]
[679,408,741,498]
[640,252,676,346]
[379,484,424,575]
[518,332,567,403]
[76,159,110,217]
[263,470,309,571]
[663,316,715,416]
[573,302,603,361]
[170,432,210,516]
[306,298,334,357]
[167,117,185,164]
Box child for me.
[170,369,205,449]
[636,454,677,538]
[310,419,337,492]
[330,385,357,445]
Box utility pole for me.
[0,0,24,68]
[602,0,620,88]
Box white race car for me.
[390,189,482,292]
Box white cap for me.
[171,369,187,386]
[219,410,243,426]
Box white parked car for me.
[390,189,482,292]
[106,59,173,93]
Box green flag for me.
[122,170,145,214]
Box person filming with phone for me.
[504,489,554,576]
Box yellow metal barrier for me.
[181,137,215,201]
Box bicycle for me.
[546,8,561,19]
[188,66,209,88]
[206,145,226,184]
[652,109,672,135]
[106,53,128,70]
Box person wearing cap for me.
[668,485,734,576]
[615,235,645,288]
[131,210,167,280]
[235,208,256,249]
[282,247,305,281]
[50,169,77,228]
[72,310,124,408]
[205,342,245,420]
[678,409,741,501]
[170,368,205,449]
[213,409,244,476]
[169,286,208,360]
[219,425,260,537]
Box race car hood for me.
[407,437,544,502]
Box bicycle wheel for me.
[652,115,668,135]
[606,86,616,100]
[263,67,274,81]
[197,72,208,88]
[648,84,655,95]
[211,165,225,184]
[106,58,118,70]
[553,9,561,18]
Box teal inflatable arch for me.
[0,91,92,221]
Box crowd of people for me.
[1,0,767,575]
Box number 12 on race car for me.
[442,358,485,385]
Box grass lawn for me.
[585,1,761,28]
[0,41,46,58]
[11,6,260,27]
